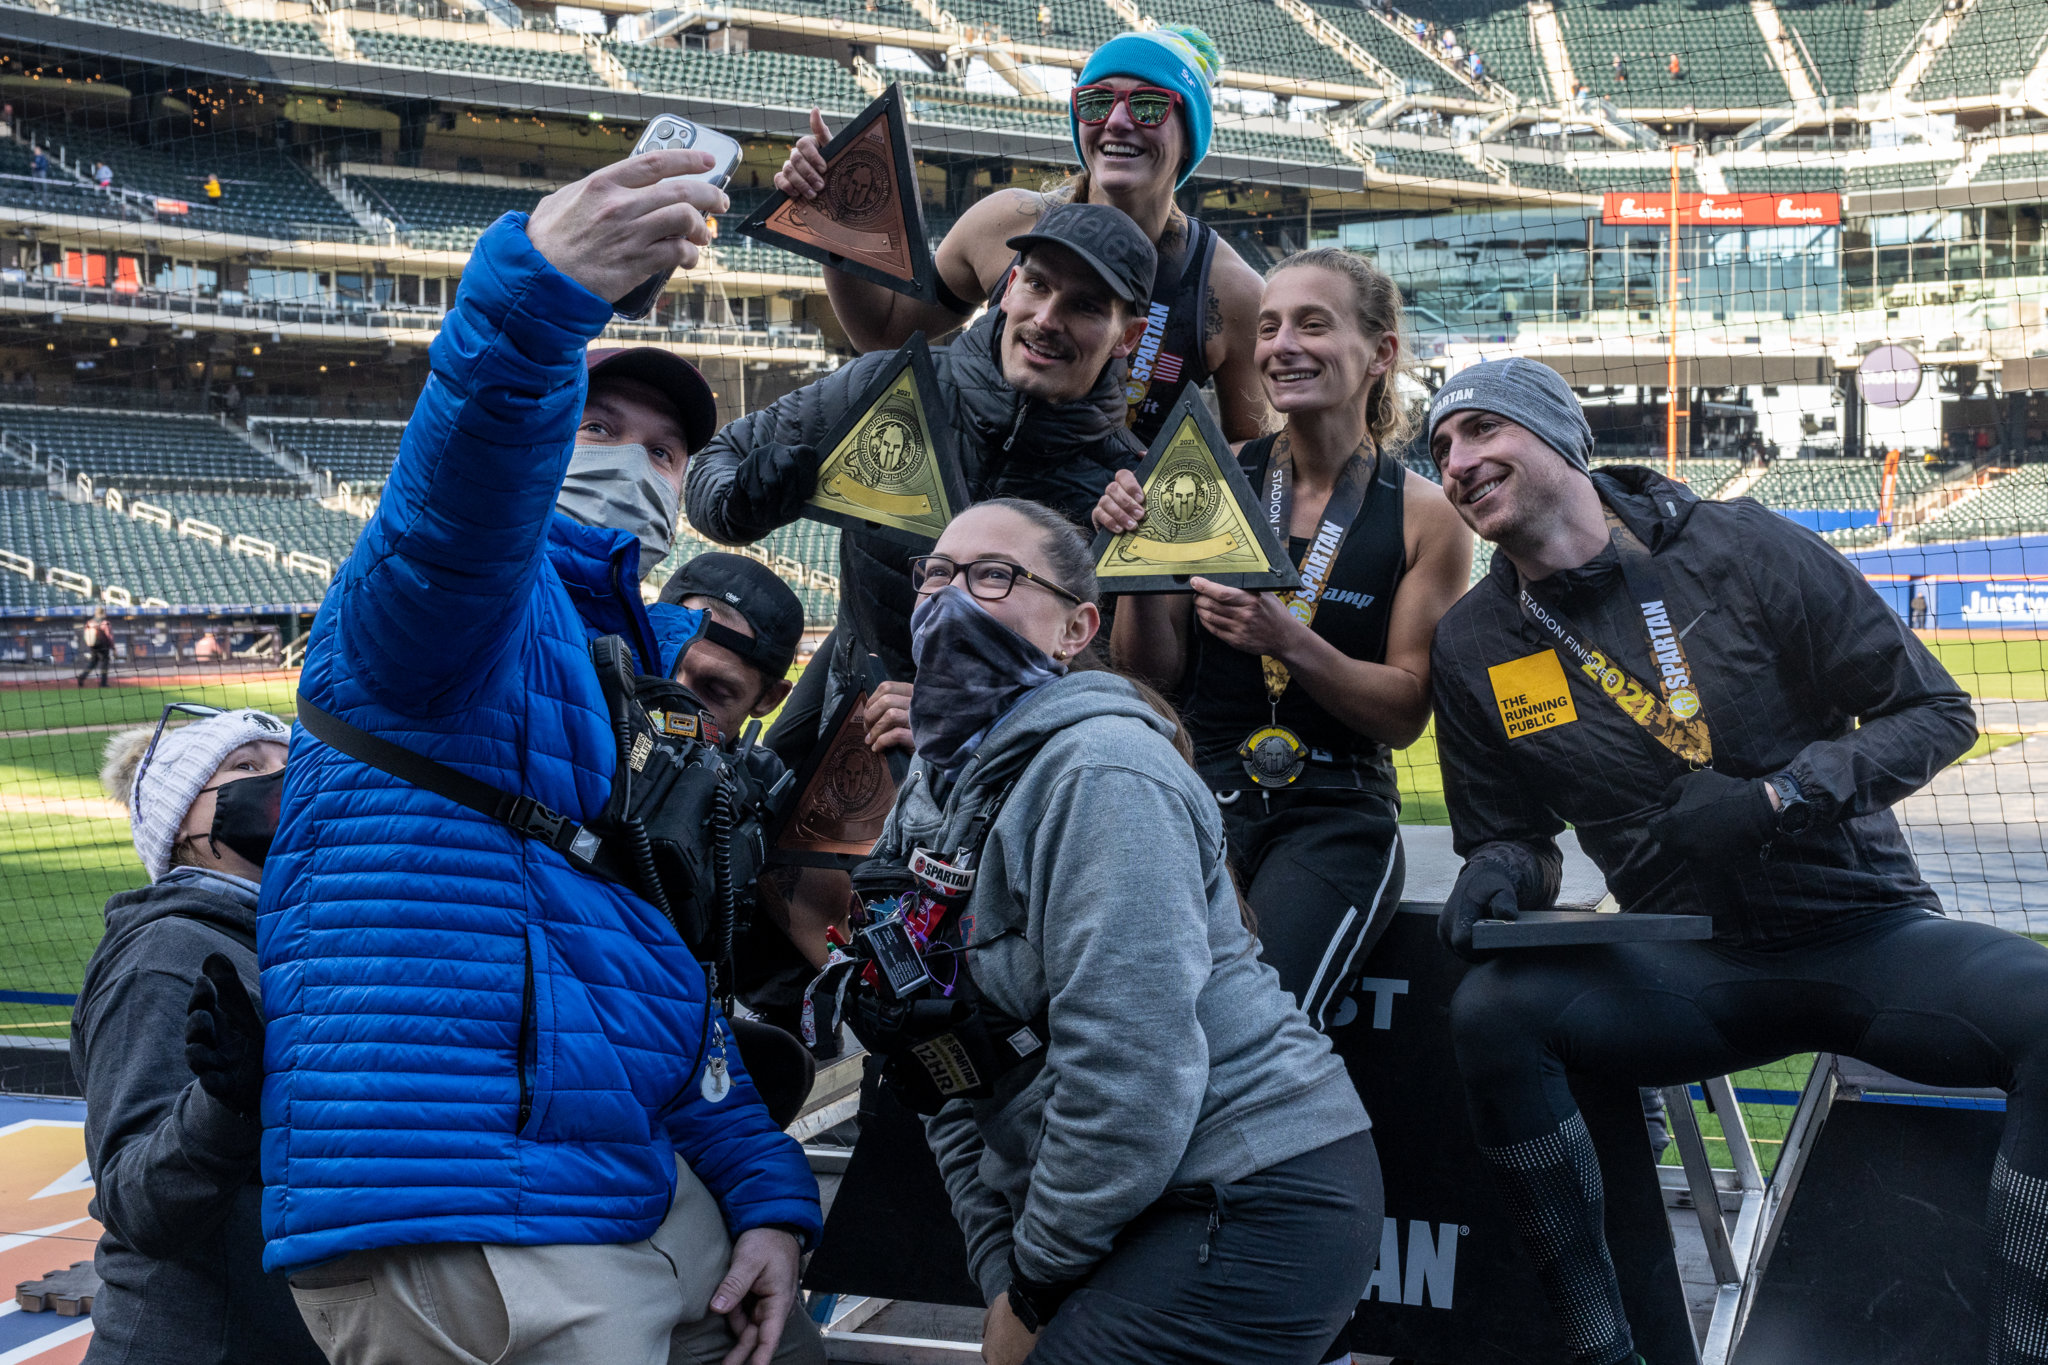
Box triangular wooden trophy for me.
[771,656,908,868]
[803,334,969,548]
[1090,391,1302,593]
[739,84,936,301]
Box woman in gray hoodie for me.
[867,497,1380,1365]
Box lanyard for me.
[1516,509,1713,768]
[1258,437,1375,702]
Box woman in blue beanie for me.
[774,23,1270,445]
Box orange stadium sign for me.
[1602,192,1841,227]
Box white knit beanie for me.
[106,708,290,881]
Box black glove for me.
[1438,860,1520,962]
[1646,768,1776,863]
[729,443,820,531]
[185,952,264,1119]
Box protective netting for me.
[0,0,2043,1173]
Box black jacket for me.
[71,869,323,1365]
[1430,467,1976,944]
[685,308,1145,681]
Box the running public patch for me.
[1489,648,1579,739]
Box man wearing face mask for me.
[73,706,325,1365]
[260,153,825,1365]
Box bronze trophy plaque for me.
[739,85,937,301]
[771,681,905,867]
[1090,391,1302,593]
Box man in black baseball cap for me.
[656,550,801,744]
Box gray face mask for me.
[556,443,681,579]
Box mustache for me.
[1011,325,1076,361]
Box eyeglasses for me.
[1071,84,1182,128]
[134,702,224,809]
[910,556,1084,605]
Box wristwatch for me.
[1005,1259,1082,1333]
[1767,772,1812,835]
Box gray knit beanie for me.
[1426,357,1594,473]
[102,708,290,880]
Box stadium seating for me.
[603,42,869,113]
[656,520,843,628]
[0,408,298,491]
[901,79,1070,136]
[1213,124,1348,166]
[1742,456,1942,510]
[1974,149,2048,187]
[1501,159,1590,194]
[1910,466,2048,541]
[939,0,1124,47]
[1310,3,1452,90]
[1370,146,1494,183]
[25,124,358,237]
[347,174,541,248]
[1910,0,2048,103]
[350,32,603,86]
[219,15,332,56]
[1570,164,1703,194]
[1122,0,1367,85]
[1776,0,1942,102]
[253,419,404,489]
[1720,164,1845,192]
[1844,157,1959,192]
[1559,0,1788,108]
[0,488,324,608]
[157,494,365,567]
[710,242,827,276]
[56,0,220,42]
[1405,0,1548,102]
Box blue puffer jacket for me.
[256,215,821,1274]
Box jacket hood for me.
[946,309,1134,472]
[1485,464,1704,601]
[102,871,259,957]
[973,670,1173,774]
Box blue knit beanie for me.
[1071,26,1222,188]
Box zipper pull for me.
[1002,398,1029,452]
[701,1022,732,1103]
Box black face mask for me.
[195,767,285,868]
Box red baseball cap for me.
[585,347,719,455]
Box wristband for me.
[934,272,979,316]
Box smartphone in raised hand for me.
[613,115,744,320]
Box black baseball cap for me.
[586,347,719,454]
[660,552,804,678]
[1005,202,1157,312]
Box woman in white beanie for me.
[72,705,323,1365]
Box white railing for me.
[130,501,172,530]
[47,567,92,598]
[105,488,124,514]
[141,596,170,608]
[73,471,92,502]
[0,549,31,580]
[101,584,133,606]
[286,550,335,581]
[231,533,279,562]
[178,517,225,547]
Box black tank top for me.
[988,211,1217,448]
[1181,432,1407,794]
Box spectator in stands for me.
[29,142,46,182]
[193,630,223,661]
[1037,2,1049,35]
[76,608,113,687]
[78,705,324,1365]
[203,172,222,201]
[1613,53,1628,84]
[93,159,112,190]
[1426,358,2048,1365]
[1467,50,1486,80]
[1667,52,1684,79]
[774,25,1271,445]
[687,202,1154,956]
[1910,583,1930,629]
[260,149,827,1365]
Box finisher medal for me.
[1240,724,1308,789]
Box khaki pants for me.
[288,1159,826,1365]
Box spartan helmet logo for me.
[1151,455,1218,537]
[871,420,909,473]
[853,409,922,489]
[828,147,890,226]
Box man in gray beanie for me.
[1422,360,2048,1365]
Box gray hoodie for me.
[883,672,1369,1302]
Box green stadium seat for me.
[1558,0,1788,108]
[602,42,869,114]
[1910,0,2048,103]
[253,419,405,490]
[0,407,299,491]
[351,31,604,87]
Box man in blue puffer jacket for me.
[258,149,825,1365]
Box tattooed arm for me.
[1205,241,1271,441]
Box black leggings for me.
[1219,785,1404,1033]
[1451,909,2048,1364]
